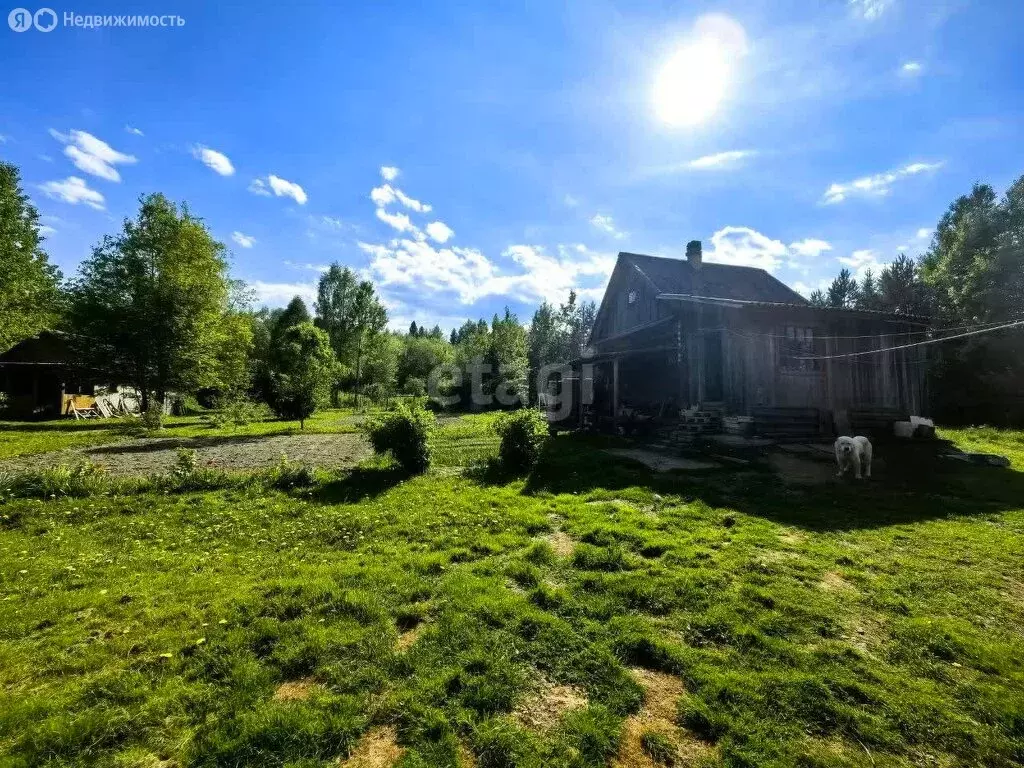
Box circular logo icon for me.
[8,7,33,31]
[34,7,57,31]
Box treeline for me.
[0,161,595,423]
[813,175,1024,424]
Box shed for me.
[0,331,106,419]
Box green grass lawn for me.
[1,417,1023,767]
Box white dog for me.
[834,436,873,479]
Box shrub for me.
[365,404,435,474]
[141,407,164,431]
[204,397,271,429]
[493,408,549,471]
[268,454,319,489]
[173,448,199,477]
[0,392,8,415]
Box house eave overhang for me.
[655,293,931,325]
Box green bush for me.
[204,397,271,429]
[365,404,435,474]
[493,408,549,471]
[0,392,8,415]
[141,407,164,431]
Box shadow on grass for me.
[522,432,1024,531]
[307,465,410,504]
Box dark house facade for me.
[0,331,102,419]
[583,242,929,433]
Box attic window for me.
[627,289,638,305]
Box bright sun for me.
[653,14,748,127]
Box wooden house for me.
[0,331,105,419]
[583,241,930,436]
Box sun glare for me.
[653,14,748,127]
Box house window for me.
[627,289,638,305]
[780,326,820,371]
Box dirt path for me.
[0,433,370,476]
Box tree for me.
[920,183,1002,323]
[408,320,418,337]
[362,332,403,403]
[314,264,388,404]
[856,269,881,311]
[808,289,827,307]
[70,193,233,411]
[399,333,454,389]
[878,255,931,316]
[488,308,529,406]
[921,180,1024,324]
[271,322,335,428]
[826,268,859,309]
[0,162,63,352]
[561,291,596,360]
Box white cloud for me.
[0,134,8,143]
[50,129,137,182]
[360,239,614,306]
[380,166,399,181]
[39,176,105,210]
[248,178,271,196]
[358,171,612,307]
[916,227,931,239]
[38,224,57,237]
[900,61,923,77]
[125,125,144,136]
[249,280,317,307]
[231,231,256,248]
[590,214,627,240]
[376,208,418,234]
[370,183,431,212]
[788,238,833,259]
[425,221,454,244]
[792,278,832,298]
[686,150,756,170]
[838,248,886,279]
[284,261,330,273]
[192,145,235,176]
[822,161,943,204]
[707,226,789,271]
[250,174,307,204]
[268,175,307,204]
[563,194,579,207]
[849,0,892,20]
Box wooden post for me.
[612,357,620,427]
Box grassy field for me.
[1,416,1022,767]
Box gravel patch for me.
[0,433,370,477]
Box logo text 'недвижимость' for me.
[8,8,185,31]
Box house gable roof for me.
[622,252,809,304]
[589,251,809,343]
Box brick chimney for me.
[686,239,702,269]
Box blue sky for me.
[2,0,1023,331]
